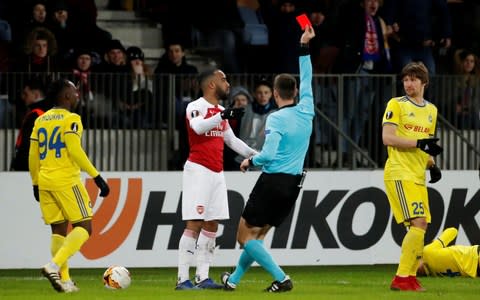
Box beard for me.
[216,87,229,101]
[404,87,419,99]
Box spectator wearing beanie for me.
[97,39,130,128]
[117,46,154,128]
[98,39,129,73]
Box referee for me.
[221,25,316,292]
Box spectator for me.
[236,79,277,168]
[452,49,480,129]
[155,42,198,74]
[155,41,199,168]
[383,0,452,75]
[98,39,128,73]
[224,86,253,170]
[120,46,154,128]
[14,26,58,73]
[64,0,112,55]
[333,0,392,167]
[69,48,102,127]
[13,1,49,53]
[10,76,52,171]
[47,0,78,65]
[29,0,48,26]
[96,39,130,128]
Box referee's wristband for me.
[249,157,255,167]
[299,43,310,56]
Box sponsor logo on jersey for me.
[386,111,393,119]
[404,124,430,133]
[71,122,79,132]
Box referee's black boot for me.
[265,275,293,292]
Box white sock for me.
[177,230,197,283]
[195,229,216,283]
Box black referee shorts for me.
[242,172,303,227]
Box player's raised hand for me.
[300,25,315,44]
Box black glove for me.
[33,185,39,202]
[94,175,110,197]
[416,138,443,156]
[429,164,442,183]
[221,107,245,120]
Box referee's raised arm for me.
[298,26,315,115]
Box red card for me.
[296,13,311,30]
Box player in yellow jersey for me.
[417,228,480,278]
[29,79,110,293]
[382,62,443,292]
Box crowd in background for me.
[1,0,480,170]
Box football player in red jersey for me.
[175,68,257,290]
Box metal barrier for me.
[1,72,479,171]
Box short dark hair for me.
[47,78,71,104]
[197,68,218,89]
[24,76,47,96]
[166,41,185,51]
[401,62,429,86]
[254,78,272,91]
[273,73,297,99]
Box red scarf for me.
[32,55,45,64]
[363,14,380,62]
[73,69,91,95]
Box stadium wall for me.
[1,171,479,269]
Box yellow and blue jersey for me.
[29,108,99,190]
[382,96,438,184]
[423,244,479,278]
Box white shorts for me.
[182,160,229,221]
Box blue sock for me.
[229,249,255,285]
[244,240,285,282]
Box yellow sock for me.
[410,246,423,277]
[52,227,89,268]
[437,227,458,247]
[51,234,70,282]
[397,226,425,277]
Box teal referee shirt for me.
[251,54,314,175]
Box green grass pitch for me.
[1,265,479,299]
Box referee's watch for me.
[249,157,255,167]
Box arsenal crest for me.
[196,205,205,214]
